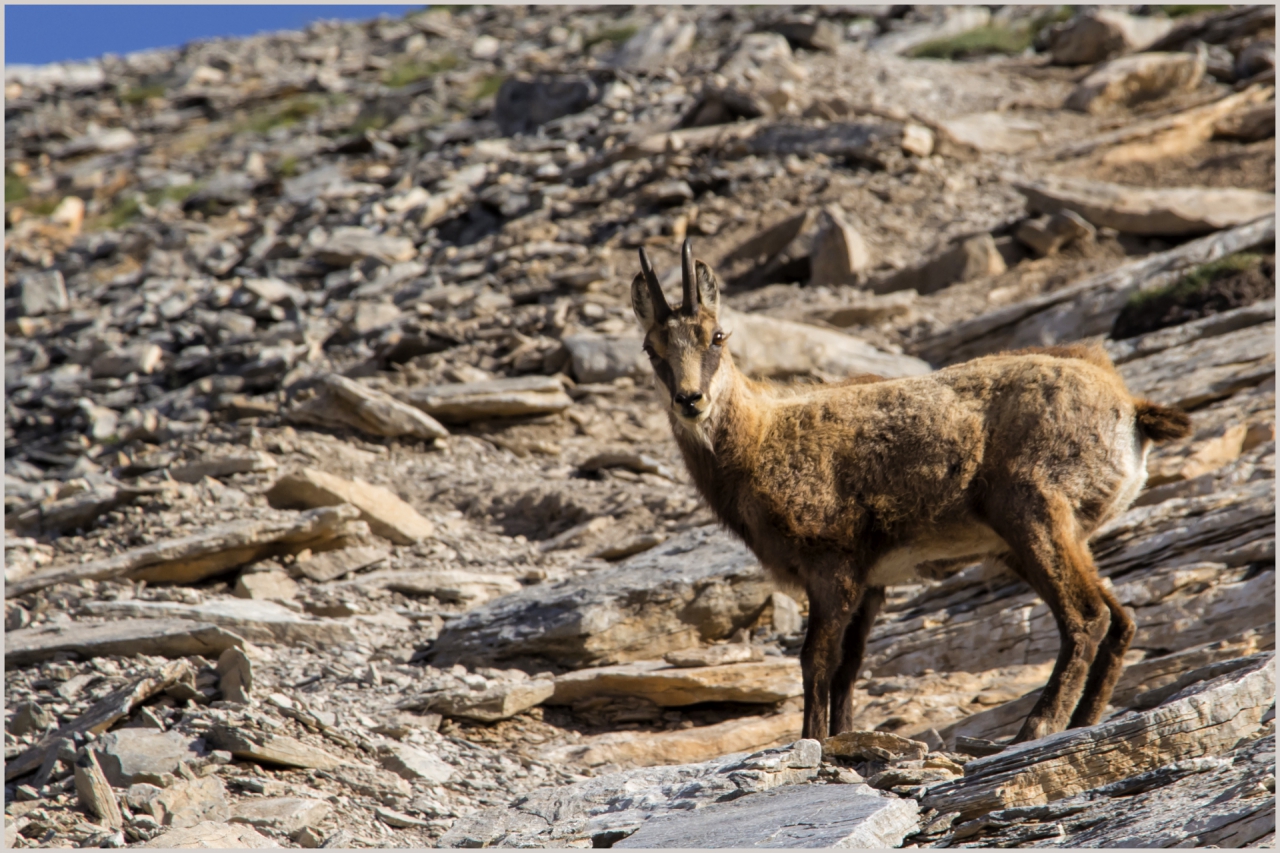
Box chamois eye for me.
[711,330,727,347]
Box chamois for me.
[632,240,1192,744]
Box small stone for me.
[91,343,164,379]
[293,545,389,582]
[216,647,253,704]
[901,123,935,157]
[128,776,231,828]
[765,591,803,636]
[809,204,872,287]
[8,701,53,737]
[168,452,277,484]
[1014,210,1096,257]
[823,730,930,761]
[210,725,344,770]
[16,269,69,316]
[230,797,331,836]
[377,742,456,785]
[92,729,206,787]
[664,644,764,668]
[266,467,434,545]
[875,233,1006,295]
[234,569,299,602]
[375,806,429,828]
[431,678,556,722]
[1066,52,1206,114]
[470,34,501,60]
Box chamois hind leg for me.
[1068,580,1135,728]
[830,586,885,737]
[986,488,1112,744]
[799,583,857,741]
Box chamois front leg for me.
[799,586,856,741]
[830,586,885,737]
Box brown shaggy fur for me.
[632,242,1194,744]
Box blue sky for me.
[5,5,425,66]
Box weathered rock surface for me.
[400,376,573,423]
[210,724,345,771]
[1015,177,1276,237]
[922,653,1275,819]
[426,526,772,669]
[722,308,931,379]
[81,598,357,646]
[289,374,448,441]
[550,659,801,707]
[93,728,206,786]
[441,739,822,847]
[615,782,920,848]
[266,467,433,544]
[6,505,362,597]
[140,820,278,848]
[230,797,331,835]
[1066,52,1206,114]
[5,618,242,667]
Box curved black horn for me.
[681,238,697,316]
[637,247,671,320]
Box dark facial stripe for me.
[700,344,722,392]
[653,357,677,398]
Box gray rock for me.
[5,618,243,666]
[231,798,331,836]
[612,12,696,70]
[289,373,448,440]
[427,526,773,670]
[1014,210,1096,257]
[377,742,455,785]
[400,375,573,423]
[81,598,357,646]
[1048,10,1175,66]
[922,653,1275,819]
[311,226,416,267]
[722,308,931,379]
[771,17,843,52]
[1065,52,1206,114]
[492,75,598,136]
[873,234,1006,296]
[615,783,920,848]
[17,270,69,316]
[563,333,648,384]
[93,729,206,787]
[440,739,823,848]
[869,6,991,55]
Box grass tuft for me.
[1128,253,1266,307]
[121,84,165,105]
[584,24,638,50]
[382,53,460,88]
[6,174,30,204]
[469,73,505,102]
[910,8,1072,60]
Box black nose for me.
[673,392,703,407]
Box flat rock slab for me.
[230,797,331,835]
[430,678,556,722]
[266,467,434,544]
[722,308,931,379]
[289,373,447,441]
[210,724,345,771]
[1015,177,1275,238]
[93,729,206,786]
[550,659,801,706]
[294,545,388,582]
[5,619,243,668]
[128,776,230,828]
[921,653,1275,819]
[140,819,278,848]
[377,742,455,785]
[6,505,362,597]
[442,739,822,848]
[401,375,573,423]
[426,525,773,670]
[82,599,355,646]
[1119,321,1275,410]
[169,451,278,483]
[542,711,803,769]
[615,783,920,848]
[348,567,521,605]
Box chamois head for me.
[631,240,732,429]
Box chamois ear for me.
[694,260,720,319]
[631,273,658,330]
[634,247,671,330]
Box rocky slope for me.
[4,4,1275,848]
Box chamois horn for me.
[681,238,697,316]
[637,247,671,321]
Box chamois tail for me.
[1134,399,1192,443]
